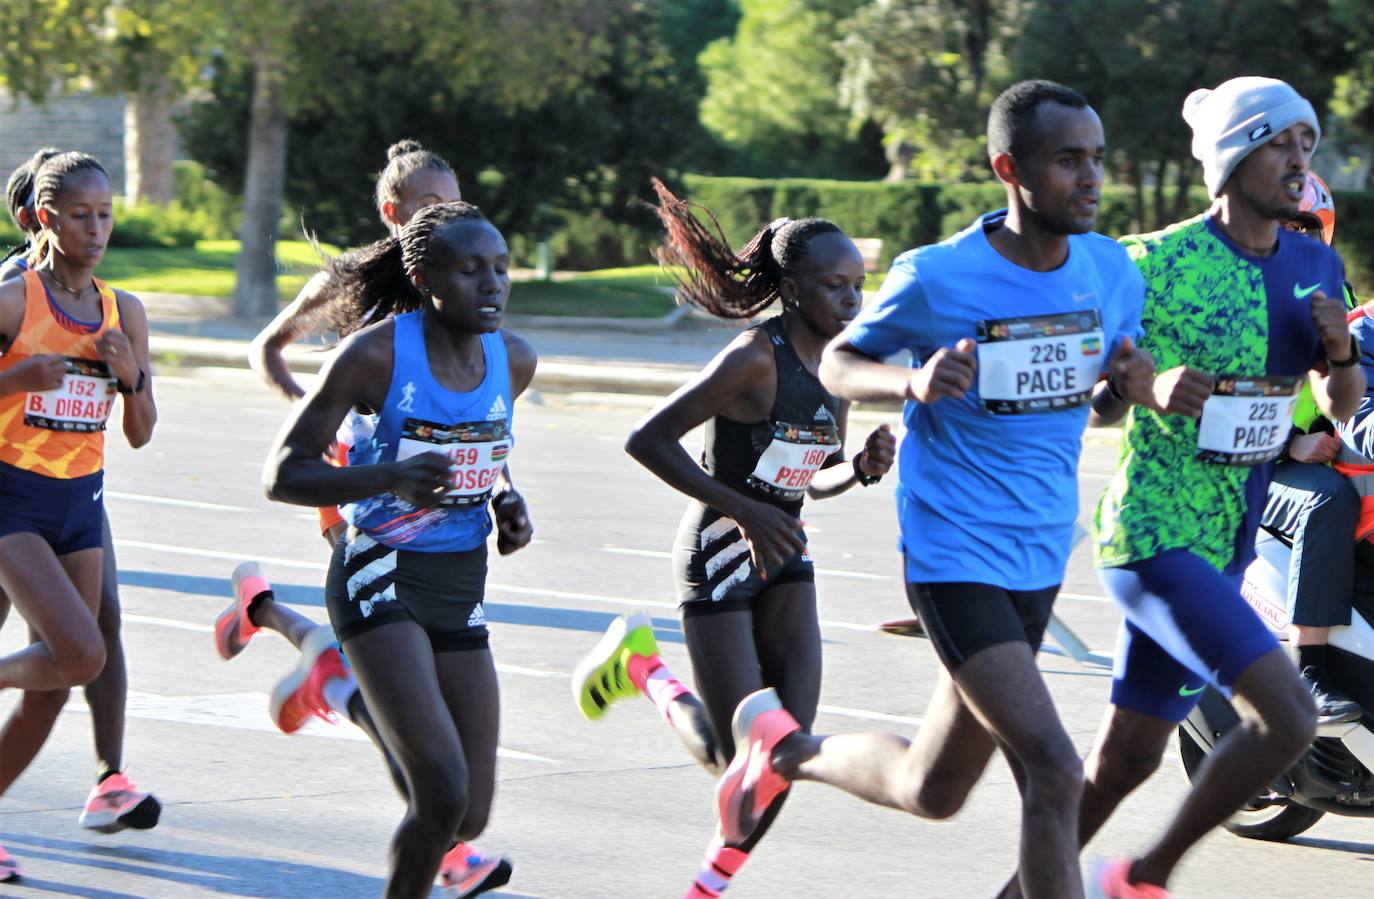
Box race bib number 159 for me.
[397,417,512,506]
[976,309,1104,414]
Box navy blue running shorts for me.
[1100,548,1280,723]
[0,462,104,556]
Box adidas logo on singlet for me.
[487,395,508,421]
[814,404,833,422]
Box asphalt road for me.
[1,369,1371,898]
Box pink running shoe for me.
[78,771,162,833]
[215,561,270,659]
[270,626,349,734]
[1088,858,1172,899]
[714,687,800,845]
[439,842,513,898]
[0,843,21,882]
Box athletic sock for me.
[1298,644,1329,672]
[685,839,748,897]
[97,769,120,785]
[321,674,358,720]
[627,653,691,724]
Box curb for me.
[148,333,699,398]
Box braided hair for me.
[326,201,489,337]
[649,178,843,320]
[27,151,110,268]
[2,147,62,265]
[374,139,458,226]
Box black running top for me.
[701,317,843,513]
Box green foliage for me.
[109,202,221,248]
[1333,190,1374,295]
[172,161,238,240]
[837,0,1022,181]
[697,0,883,177]
[676,174,1216,270]
[177,2,707,250]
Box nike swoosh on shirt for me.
[1178,683,1205,697]
[1293,283,1321,299]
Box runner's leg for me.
[0,537,104,691]
[86,514,126,775]
[340,619,469,898]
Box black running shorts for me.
[673,501,813,617]
[325,529,490,652]
[906,578,1058,672]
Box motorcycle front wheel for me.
[1177,726,1325,841]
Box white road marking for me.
[106,491,253,512]
[116,539,329,571]
[119,613,561,679]
[818,704,923,727]
[1059,591,1111,604]
[62,690,558,764]
[600,545,888,580]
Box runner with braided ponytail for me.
[571,179,895,898]
[0,148,62,282]
[266,200,533,899]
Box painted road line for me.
[119,613,561,679]
[818,704,923,727]
[116,539,329,572]
[106,490,253,512]
[600,545,888,580]
[62,691,558,764]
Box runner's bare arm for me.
[250,270,337,402]
[822,335,977,404]
[627,332,806,570]
[1309,289,1363,422]
[807,404,895,499]
[266,323,449,509]
[501,329,538,399]
[0,279,64,397]
[106,290,157,448]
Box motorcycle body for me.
[1177,528,1374,840]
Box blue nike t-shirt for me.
[844,211,1145,589]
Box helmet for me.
[1283,171,1336,245]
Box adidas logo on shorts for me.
[467,603,487,628]
[487,395,508,421]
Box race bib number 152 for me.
[24,356,116,432]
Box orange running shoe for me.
[439,842,513,898]
[78,771,161,833]
[1088,858,1171,899]
[269,626,349,734]
[215,561,270,659]
[714,688,800,845]
[0,843,21,882]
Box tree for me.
[179,1,703,260]
[696,0,884,176]
[837,0,1024,181]
[0,0,214,206]
[1016,0,1351,229]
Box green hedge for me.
[675,174,1374,293]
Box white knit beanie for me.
[1182,77,1320,198]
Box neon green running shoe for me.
[571,611,659,720]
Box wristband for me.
[854,454,882,487]
[116,369,146,395]
[1104,374,1126,403]
[1330,334,1361,369]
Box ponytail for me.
[649,178,841,320]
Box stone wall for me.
[0,91,126,195]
